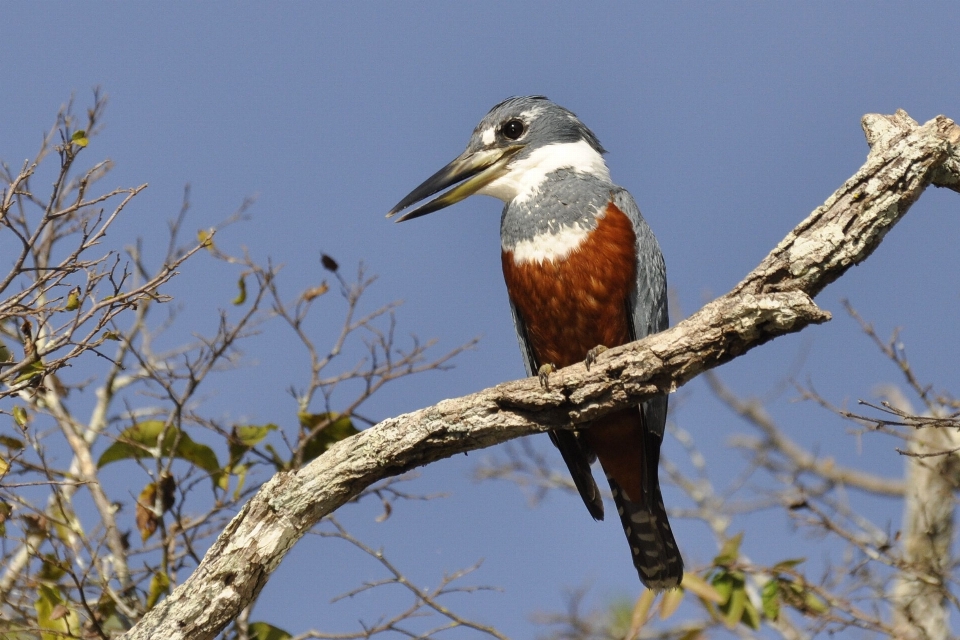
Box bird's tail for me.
[607,475,683,590]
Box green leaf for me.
[0,501,11,537]
[299,412,359,463]
[802,589,829,615]
[777,572,830,617]
[0,435,24,450]
[11,406,28,429]
[249,621,293,640]
[264,444,289,471]
[761,579,780,620]
[217,468,230,491]
[772,557,806,571]
[224,424,278,489]
[228,423,277,463]
[713,569,755,630]
[38,554,67,583]
[64,287,80,311]
[95,593,126,634]
[70,130,89,147]
[0,456,7,482]
[171,435,220,476]
[146,571,170,609]
[98,421,220,484]
[232,463,248,499]
[711,566,763,631]
[710,570,734,604]
[235,423,277,447]
[713,532,743,566]
[232,276,247,305]
[15,361,45,385]
[742,597,761,630]
[723,580,746,629]
[50,503,83,543]
[34,584,80,640]
[297,412,326,429]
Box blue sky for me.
[3,3,959,637]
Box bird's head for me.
[387,96,609,222]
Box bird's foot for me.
[538,363,556,389]
[584,345,608,371]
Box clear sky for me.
[3,3,959,637]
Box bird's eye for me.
[501,119,526,140]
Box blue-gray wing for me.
[612,189,669,441]
[507,301,537,378]
[508,299,605,520]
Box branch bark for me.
[886,387,959,640]
[121,111,960,640]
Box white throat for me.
[477,139,610,204]
[509,222,592,265]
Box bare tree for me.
[0,94,487,640]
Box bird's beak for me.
[386,145,523,222]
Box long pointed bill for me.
[386,145,523,222]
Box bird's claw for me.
[584,345,608,371]
[538,363,556,389]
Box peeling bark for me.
[121,112,960,640]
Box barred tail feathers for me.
[608,475,683,590]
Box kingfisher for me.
[387,96,682,589]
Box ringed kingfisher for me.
[387,96,683,589]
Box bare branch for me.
[707,371,905,497]
[303,518,508,640]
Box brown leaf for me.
[302,281,329,302]
[22,513,47,535]
[49,603,69,620]
[375,498,392,523]
[320,254,339,272]
[20,320,35,359]
[158,473,176,513]
[137,483,160,542]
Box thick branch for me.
[887,390,958,640]
[734,113,959,298]
[121,112,960,640]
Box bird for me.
[387,96,682,589]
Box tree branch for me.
[121,111,960,640]
[707,371,906,497]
